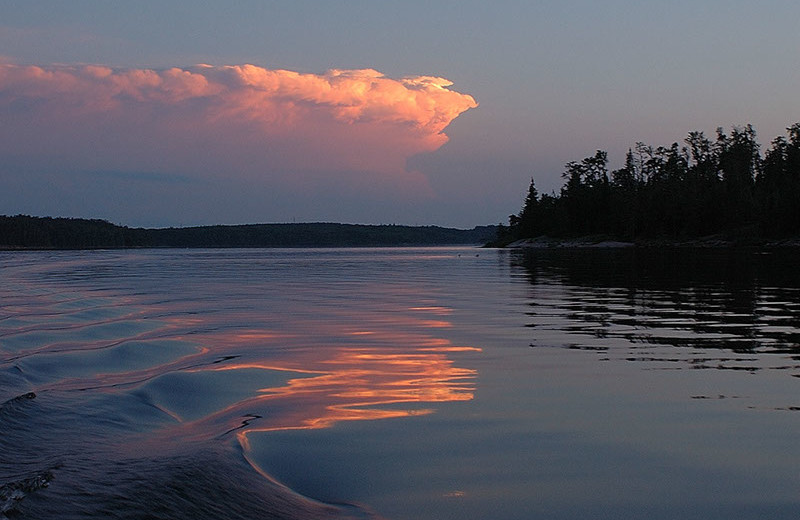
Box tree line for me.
[495,122,800,245]
[0,216,496,249]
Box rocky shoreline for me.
[496,235,800,249]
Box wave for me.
[0,388,382,520]
[0,249,486,519]
[0,468,55,517]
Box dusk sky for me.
[2,1,799,228]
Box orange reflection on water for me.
[159,340,480,454]
[408,306,453,315]
[131,302,482,457]
[203,343,479,441]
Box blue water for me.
[1,247,799,519]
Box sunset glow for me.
[0,63,477,187]
[4,4,800,518]
[3,3,797,227]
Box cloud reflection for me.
[203,343,478,443]
[142,307,481,453]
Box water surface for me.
[1,247,799,519]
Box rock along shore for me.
[500,235,800,249]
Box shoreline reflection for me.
[512,248,800,375]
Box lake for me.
[1,247,799,519]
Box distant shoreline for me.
[0,215,497,250]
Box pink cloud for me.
[0,63,477,194]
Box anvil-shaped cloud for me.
[0,63,477,193]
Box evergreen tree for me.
[495,121,800,245]
[717,125,759,227]
[517,178,540,236]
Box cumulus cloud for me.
[0,63,477,188]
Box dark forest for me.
[493,123,800,246]
[0,217,495,250]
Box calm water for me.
[1,247,799,519]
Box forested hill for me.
[492,122,800,246]
[0,216,496,250]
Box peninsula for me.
[491,122,800,248]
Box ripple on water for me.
[3,248,800,520]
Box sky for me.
[1,1,799,228]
